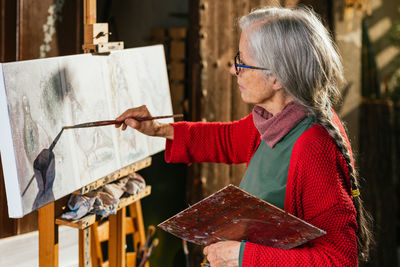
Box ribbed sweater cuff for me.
[165,122,189,163]
[241,242,256,267]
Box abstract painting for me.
[0,45,173,218]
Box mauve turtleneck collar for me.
[252,101,308,148]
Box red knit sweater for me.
[165,113,358,266]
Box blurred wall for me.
[98,0,188,48]
[360,1,400,266]
[334,1,362,154]
[363,0,400,92]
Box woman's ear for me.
[270,75,283,91]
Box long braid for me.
[309,106,374,262]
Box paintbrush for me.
[183,240,190,267]
[136,225,156,266]
[138,238,159,267]
[63,114,184,129]
[143,225,156,250]
[21,114,183,197]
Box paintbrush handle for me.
[63,120,118,129]
[64,114,183,129]
[138,239,159,267]
[135,114,183,122]
[21,174,35,197]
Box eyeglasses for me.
[234,52,270,75]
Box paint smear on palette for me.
[158,185,326,249]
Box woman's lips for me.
[239,84,245,91]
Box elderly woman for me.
[116,6,372,267]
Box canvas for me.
[0,45,173,218]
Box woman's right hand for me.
[115,105,174,140]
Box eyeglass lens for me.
[235,53,240,75]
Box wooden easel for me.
[38,1,150,266]
[38,157,152,267]
[81,0,123,53]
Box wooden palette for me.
[158,184,325,249]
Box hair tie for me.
[351,189,360,198]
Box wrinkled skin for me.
[203,241,241,267]
[115,105,174,140]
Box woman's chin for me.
[240,92,252,104]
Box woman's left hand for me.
[203,240,241,267]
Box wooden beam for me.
[129,200,148,267]
[90,222,102,267]
[109,208,126,267]
[0,0,17,62]
[16,0,22,60]
[38,202,58,267]
[83,0,96,25]
[79,228,91,267]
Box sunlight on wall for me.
[369,0,382,12]
[377,46,400,70]
[365,0,399,93]
[369,17,391,42]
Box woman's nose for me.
[229,63,237,76]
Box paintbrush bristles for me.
[143,225,156,249]
[152,238,159,248]
[136,224,157,267]
[138,238,159,267]
[148,225,156,235]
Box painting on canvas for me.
[0,45,173,218]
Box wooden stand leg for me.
[83,0,97,24]
[90,222,101,267]
[109,207,126,267]
[79,227,92,267]
[130,201,149,267]
[38,202,58,267]
[130,201,145,250]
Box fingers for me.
[203,245,213,266]
[115,105,150,131]
[203,241,240,267]
[116,105,150,122]
[114,122,127,130]
[203,246,209,256]
[124,118,139,129]
[204,245,214,263]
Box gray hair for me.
[239,6,373,262]
[239,6,343,112]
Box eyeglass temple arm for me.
[235,63,269,71]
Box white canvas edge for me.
[0,64,23,218]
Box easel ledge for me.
[77,157,152,195]
[56,185,151,229]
